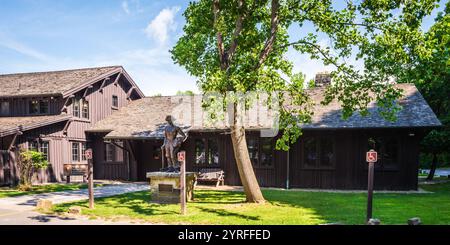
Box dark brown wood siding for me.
[94,128,423,191]
[0,72,142,185]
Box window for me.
[367,137,399,170]
[72,98,80,117]
[320,138,334,167]
[29,100,39,114]
[105,143,115,162]
[72,142,80,162]
[207,138,219,165]
[81,143,87,161]
[29,141,39,151]
[260,138,274,167]
[73,98,89,119]
[302,137,335,169]
[82,100,89,119]
[247,138,259,166]
[39,100,49,114]
[304,138,317,167]
[194,139,206,165]
[28,140,50,161]
[153,146,161,160]
[194,138,219,166]
[112,95,119,108]
[0,101,9,116]
[40,141,49,161]
[28,100,49,115]
[246,137,274,168]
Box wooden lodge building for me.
[0,66,144,184]
[0,66,441,190]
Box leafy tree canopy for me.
[172,0,440,150]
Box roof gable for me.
[0,66,144,98]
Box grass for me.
[51,181,450,225]
[0,183,103,198]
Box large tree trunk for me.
[230,125,265,203]
[426,153,438,181]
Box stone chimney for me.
[314,71,332,87]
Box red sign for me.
[177,151,186,162]
[85,149,93,160]
[366,150,377,163]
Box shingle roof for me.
[303,83,442,129]
[88,83,441,139]
[0,114,71,137]
[0,66,126,98]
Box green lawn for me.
[0,183,101,198]
[51,182,450,225]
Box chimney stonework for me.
[315,72,332,87]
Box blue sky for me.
[0,0,445,96]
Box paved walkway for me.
[0,183,150,225]
[420,169,450,177]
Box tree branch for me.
[256,0,280,69]
[279,40,362,83]
[213,0,226,70]
[226,0,246,66]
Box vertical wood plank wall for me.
[0,73,141,185]
[92,128,423,190]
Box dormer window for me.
[39,100,49,114]
[29,100,39,114]
[29,99,49,115]
[0,101,9,116]
[73,98,89,119]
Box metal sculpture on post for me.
[161,115,187,172]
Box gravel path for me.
[0,183,150,225]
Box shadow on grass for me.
[197,206,260,221]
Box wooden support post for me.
[178,151,186,215]
[113,72,122,86]
[86,148,94,209]
[82,85,93,98]
[366,161,374,223]
[61,95,74,113]
[366,149,377,224]
[99,78,110,93]
[126,87,135,100]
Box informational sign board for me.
[366,150,377,163]
[85,149,93,160]
[177,151,186,162]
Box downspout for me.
[286,149,290,190]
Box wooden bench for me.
[195,168,225,187]
[64,164,88,183]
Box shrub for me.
[17,149,49,189]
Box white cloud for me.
[122,1,130,14]
[0,35,50,61]
[144,6,180,45]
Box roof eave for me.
[0,116,71,138]
[60,67,145,99]
[61,67,123,98]
[0,93,62,99]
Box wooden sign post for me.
[366,149,378,223]
[85,148,94,209]
[178,151,186,215]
